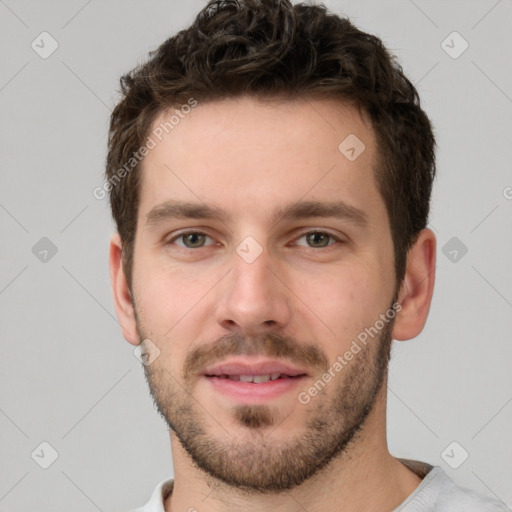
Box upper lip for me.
[201,358,309,377]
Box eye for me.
[167,231,216,249]
[294,230,342,249]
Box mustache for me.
[182,331,329,382]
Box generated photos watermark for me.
[93,98,198,200]
[297,301,402,405]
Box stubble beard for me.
[139,311,394,494]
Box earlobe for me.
[109,233,140,346]
[392,228,436,341]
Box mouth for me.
[201,358,309,403]
[205,373,305,383]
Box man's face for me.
[130,96,398,492]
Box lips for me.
[213,374,292,383]
[201,359,309,381]
[201,358,309,403]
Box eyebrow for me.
[144,199,368,229]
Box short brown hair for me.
[106,0,436,290]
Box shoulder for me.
[396,459,510,512]
[127,477,174,512]
[439,475,510,511]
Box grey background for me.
[1,0,511,510]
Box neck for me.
[165,383,422,512]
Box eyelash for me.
[166,230,343,251]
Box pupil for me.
[308,232,328,247]
[185,233,204,247]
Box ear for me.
[392,228,436,341]
[109,233,139,346]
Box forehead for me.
[138,96,386,229]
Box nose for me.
[215,245,292,335]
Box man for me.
[105,1,510,511]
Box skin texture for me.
[110,96,436,511]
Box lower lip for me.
[203,375,308,403]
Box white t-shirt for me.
[130,458,511,512]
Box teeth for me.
[216,373,291,384]
[253,374,270,383]
[222,373,285,383]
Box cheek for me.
[133,262,223,361]
[133,264,198,336]
[297,263,387,342]
[133,273,199,377]
[135,238,210,303]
